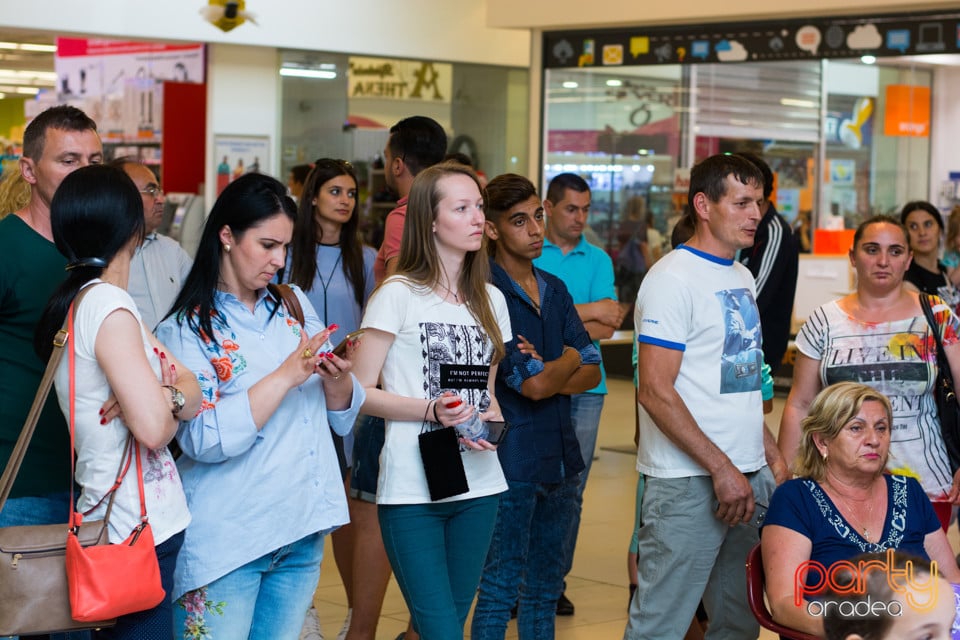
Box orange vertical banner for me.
[884,84,930,137]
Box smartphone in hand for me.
[332,329,365,358]
[712,501,768,528]
[484,420,510,445]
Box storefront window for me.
[279,50,528,244]
[543,12,945,267]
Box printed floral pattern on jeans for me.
[178,586,226,640]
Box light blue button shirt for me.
[155,285,364,599]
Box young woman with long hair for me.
[285,159,376,639]
[352,162,511,639]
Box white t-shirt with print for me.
[53,281,190,544]
[634,246,766,478]
[796,299,960,497]
[362,277,512,504]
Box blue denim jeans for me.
[0,491,90,640]
[348,414,385,503]
[472,474,580,640]
[95,531,184,640]
[560,393,604,578]
[378,495,499,640]
[173,532,325,640]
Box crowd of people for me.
[4,102,960,640]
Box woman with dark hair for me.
[352,162,511,639]
[288,159,375,332]
[285,159,375,639]
[35,164,202,639]
[155,173,364,639]
[901,200,960,312]
[780,215,960,503]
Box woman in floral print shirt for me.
[157,174,365,640]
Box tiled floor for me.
[310,378,947,639]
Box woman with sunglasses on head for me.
[35,164,202,639]
[285,159,376,640]
[352,161,511,639]
[156,173,364,640]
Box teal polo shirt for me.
[534,235,617,395]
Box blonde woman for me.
[353,162,511,639]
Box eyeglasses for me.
[140,185,163,198]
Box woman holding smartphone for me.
[285,158,375,638]
[156,173,364,639]
[353,162,511,639]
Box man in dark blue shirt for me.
[471,173,600,640]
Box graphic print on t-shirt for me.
[422,321,492,413]
[716,288,763,394]
[820,325,952,492]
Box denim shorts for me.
[348,414,385,503]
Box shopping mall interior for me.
[3,1,960,637]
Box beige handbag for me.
[0,288,116,635]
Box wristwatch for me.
[163,385,185,417]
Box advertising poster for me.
[214,135,270,196]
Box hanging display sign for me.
[347,57,452,103]
[544,10,960,68]
[55,38,205,96]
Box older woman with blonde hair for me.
[762,382,960,637]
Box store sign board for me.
[348,57,452,103]
[883,85,930,137]
[55,37,205,98]
[544,10,960,68]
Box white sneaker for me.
[299,606,324,640]
[335,608,352,640]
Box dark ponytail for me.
[34,165,144,360]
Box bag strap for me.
[920,294,956,387]
[0,285,100,513]
[267,283,305,327]
[67,294,148,530]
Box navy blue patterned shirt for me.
[489,259,600,483]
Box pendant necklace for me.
[828,481,877,542]
[316,247,343,326]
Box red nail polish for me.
[100,418,106,425]
[160,352,167,360]
[449,399,462,408]
[153,347,159,354]
[328,324,339,332]
[98,408,103,415]
[171,364,176,372]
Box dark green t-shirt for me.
[0,214,71,498]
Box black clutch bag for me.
[418,426,469,501]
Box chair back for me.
[744,542,820,640]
